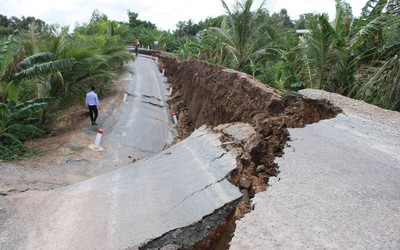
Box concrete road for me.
[1,127,241,249]
[0,55,174,194]
[102,55,174,164]
[230,91,400,249]
[0,56,242,249]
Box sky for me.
[1,0,366,31]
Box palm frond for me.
[9,124,44,136]
[52,28,70,56]
[206,0,272,70]
[0,102,11,119]
[221,0,233,16]
[14,97,54,109]
[0,34,24,82]
[307,14,339,88]
[357,54,400,109]
[1,132,26,151]
[23,22,41,56]
[15,58,75,80]
[334,0,354,41]
[0,34,22,72]
[17,52,56,71]
[350,14,387,49]
[360,0,388,19]
[12,102,48,119]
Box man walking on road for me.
[85,86,100,126]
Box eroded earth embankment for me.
[141,52,341,249]
[157,53,340,195]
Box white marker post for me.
[169,87,173,96]
[171,112,178,124]
[161,69,165,76]
[155,57,159,64]
[123,91,128,102]
[94,129,103,149]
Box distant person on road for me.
[134,44,139,56]
[135,39,140,56]
[85,86,100,126]
[153,40,159,50]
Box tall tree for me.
[90,9,108,24]
[297,14,345,90]
[353,0,400,109]
[207,0,276,70]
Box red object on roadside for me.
[98,129,104,134]
[123,91,128,102]
[171,112,178,124]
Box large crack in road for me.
[1,52,344,249]
[138,51,342,249]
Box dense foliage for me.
[173,0,399,111]
[0,10,133,160]
[0,0,399,160]
[0,14,46,36]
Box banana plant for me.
[0,33,76,103]
[173,38,203,60]
[0,98,52,158]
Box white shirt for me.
[85,91,99,107]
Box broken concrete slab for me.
[1,126,242,250]
[230,91,400,249]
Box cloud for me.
[266,0,365,20]
[0,0,366,31]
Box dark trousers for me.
[88,105,98,124]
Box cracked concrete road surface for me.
[230,90,400,249]
[0,56,242,249]
[103,56,174,162]
[1,127,241,249]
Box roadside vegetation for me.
[175,0,399,112]
[0,0,398,160]
[0,11,133,160]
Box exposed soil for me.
[156,53,340,195]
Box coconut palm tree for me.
[61,35,133,107]
[295,0,357,92]
[296,13,346,90]
[353,0,400,110]
[295,0,399,110]
[207,0,276,71]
